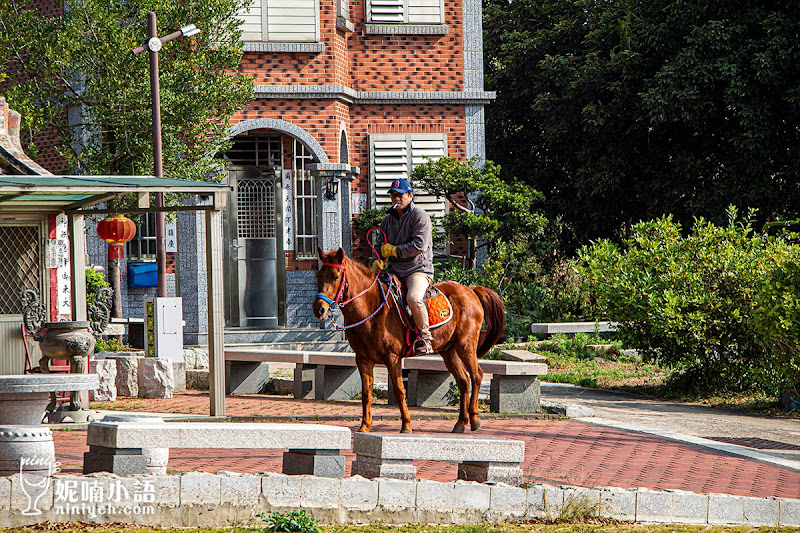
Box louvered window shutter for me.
[338,0,349,19]
[370,134,448,222]
[238,0,319,42]
[407,0,443,24]
[367,0,442,24]
[266,0,319,42]
[237,0,264,41]
[367,0,404,23]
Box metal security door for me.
[226,167,281,328]
[0,224,45,374]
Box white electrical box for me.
[144,297,184,362]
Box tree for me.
[411,156,549,268]
[0,0,253,187]
[484,0,800,248]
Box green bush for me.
[95,337,132,353]
[85,268,109,306]
[257,510,318,533]
[579,208,800,398]
[434,239,596,339]
[754,243,800,402]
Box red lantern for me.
[97,214,137,259]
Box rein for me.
[315,227,392,331]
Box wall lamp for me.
[324,177,339,200]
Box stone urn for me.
[36,321,95,374]
[35,321,95,412]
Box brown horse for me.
[312,247,506,433]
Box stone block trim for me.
[1,472,799,527]
[364,24,450,35]
[243,43,326,53]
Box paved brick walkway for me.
[52,391,800,500]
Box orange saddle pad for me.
[426,288,453,329]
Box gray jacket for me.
[379,203,434,278]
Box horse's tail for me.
[471,285,506,358]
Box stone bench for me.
[83,421,351,477]
[402,357,548,412]
[530,321,617,335]
[226,349,548,412]
[225,349,360,399]
[351,433,525,484]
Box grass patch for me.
[492,334,797,417]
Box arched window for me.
[339,130,349,164]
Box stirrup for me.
[413,338,433,355]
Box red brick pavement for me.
[51,391,799,500]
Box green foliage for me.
[85,268,110,306]
[484,0,800,248]
[753,243,800,401]
[351,206,389,234]
[435,239,595,339]
[95,337,133,353]
[580,207,800,396]
[0,0,253,201]
[256,511,318,533]
[410,157,550,266]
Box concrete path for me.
[541,382,800,470]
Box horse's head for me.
[313,247,346,321]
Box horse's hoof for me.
[358,425,371,433]
[451,422,465,433]
[400,427,413,434]
[470,419,482,431]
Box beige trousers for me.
[405,272,433,342]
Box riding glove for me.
[381,243,398,258]
[371,259,385,272]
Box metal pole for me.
[147,11,168,298]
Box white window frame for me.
[126,213,158,261]
[366,0,444,25]
[293,140,318,260]
[368,133,448,219]
[337,0,350,20]
[239,0,320,43]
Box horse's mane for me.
[345,255,373,279]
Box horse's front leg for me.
[387,359,412,433]
[357,360,375,433]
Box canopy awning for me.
[0,175,230,212]
[0,173,229,416]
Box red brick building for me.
[220,0,493,335]
[14,0,493,343]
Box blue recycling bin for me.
[127,261,158,288]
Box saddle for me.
[385,274,454,332]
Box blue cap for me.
[388,178,413,194]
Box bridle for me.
[315,261,349,307]
[315,263,389,330]
[315,227,391,330]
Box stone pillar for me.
[308,163,360,253]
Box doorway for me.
[223,133,286,328]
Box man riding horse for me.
[374,178,434,356]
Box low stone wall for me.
[1,472,798,528]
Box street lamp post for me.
[132,12,200,297]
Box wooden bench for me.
[83,421,352,477]
[402,356,548,412]
[351,433,525,483]
[531,321,617,335]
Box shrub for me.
[85,268,109,306]
[579,207,800,398]
[257,510,318,533]
[754,242,800,402]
